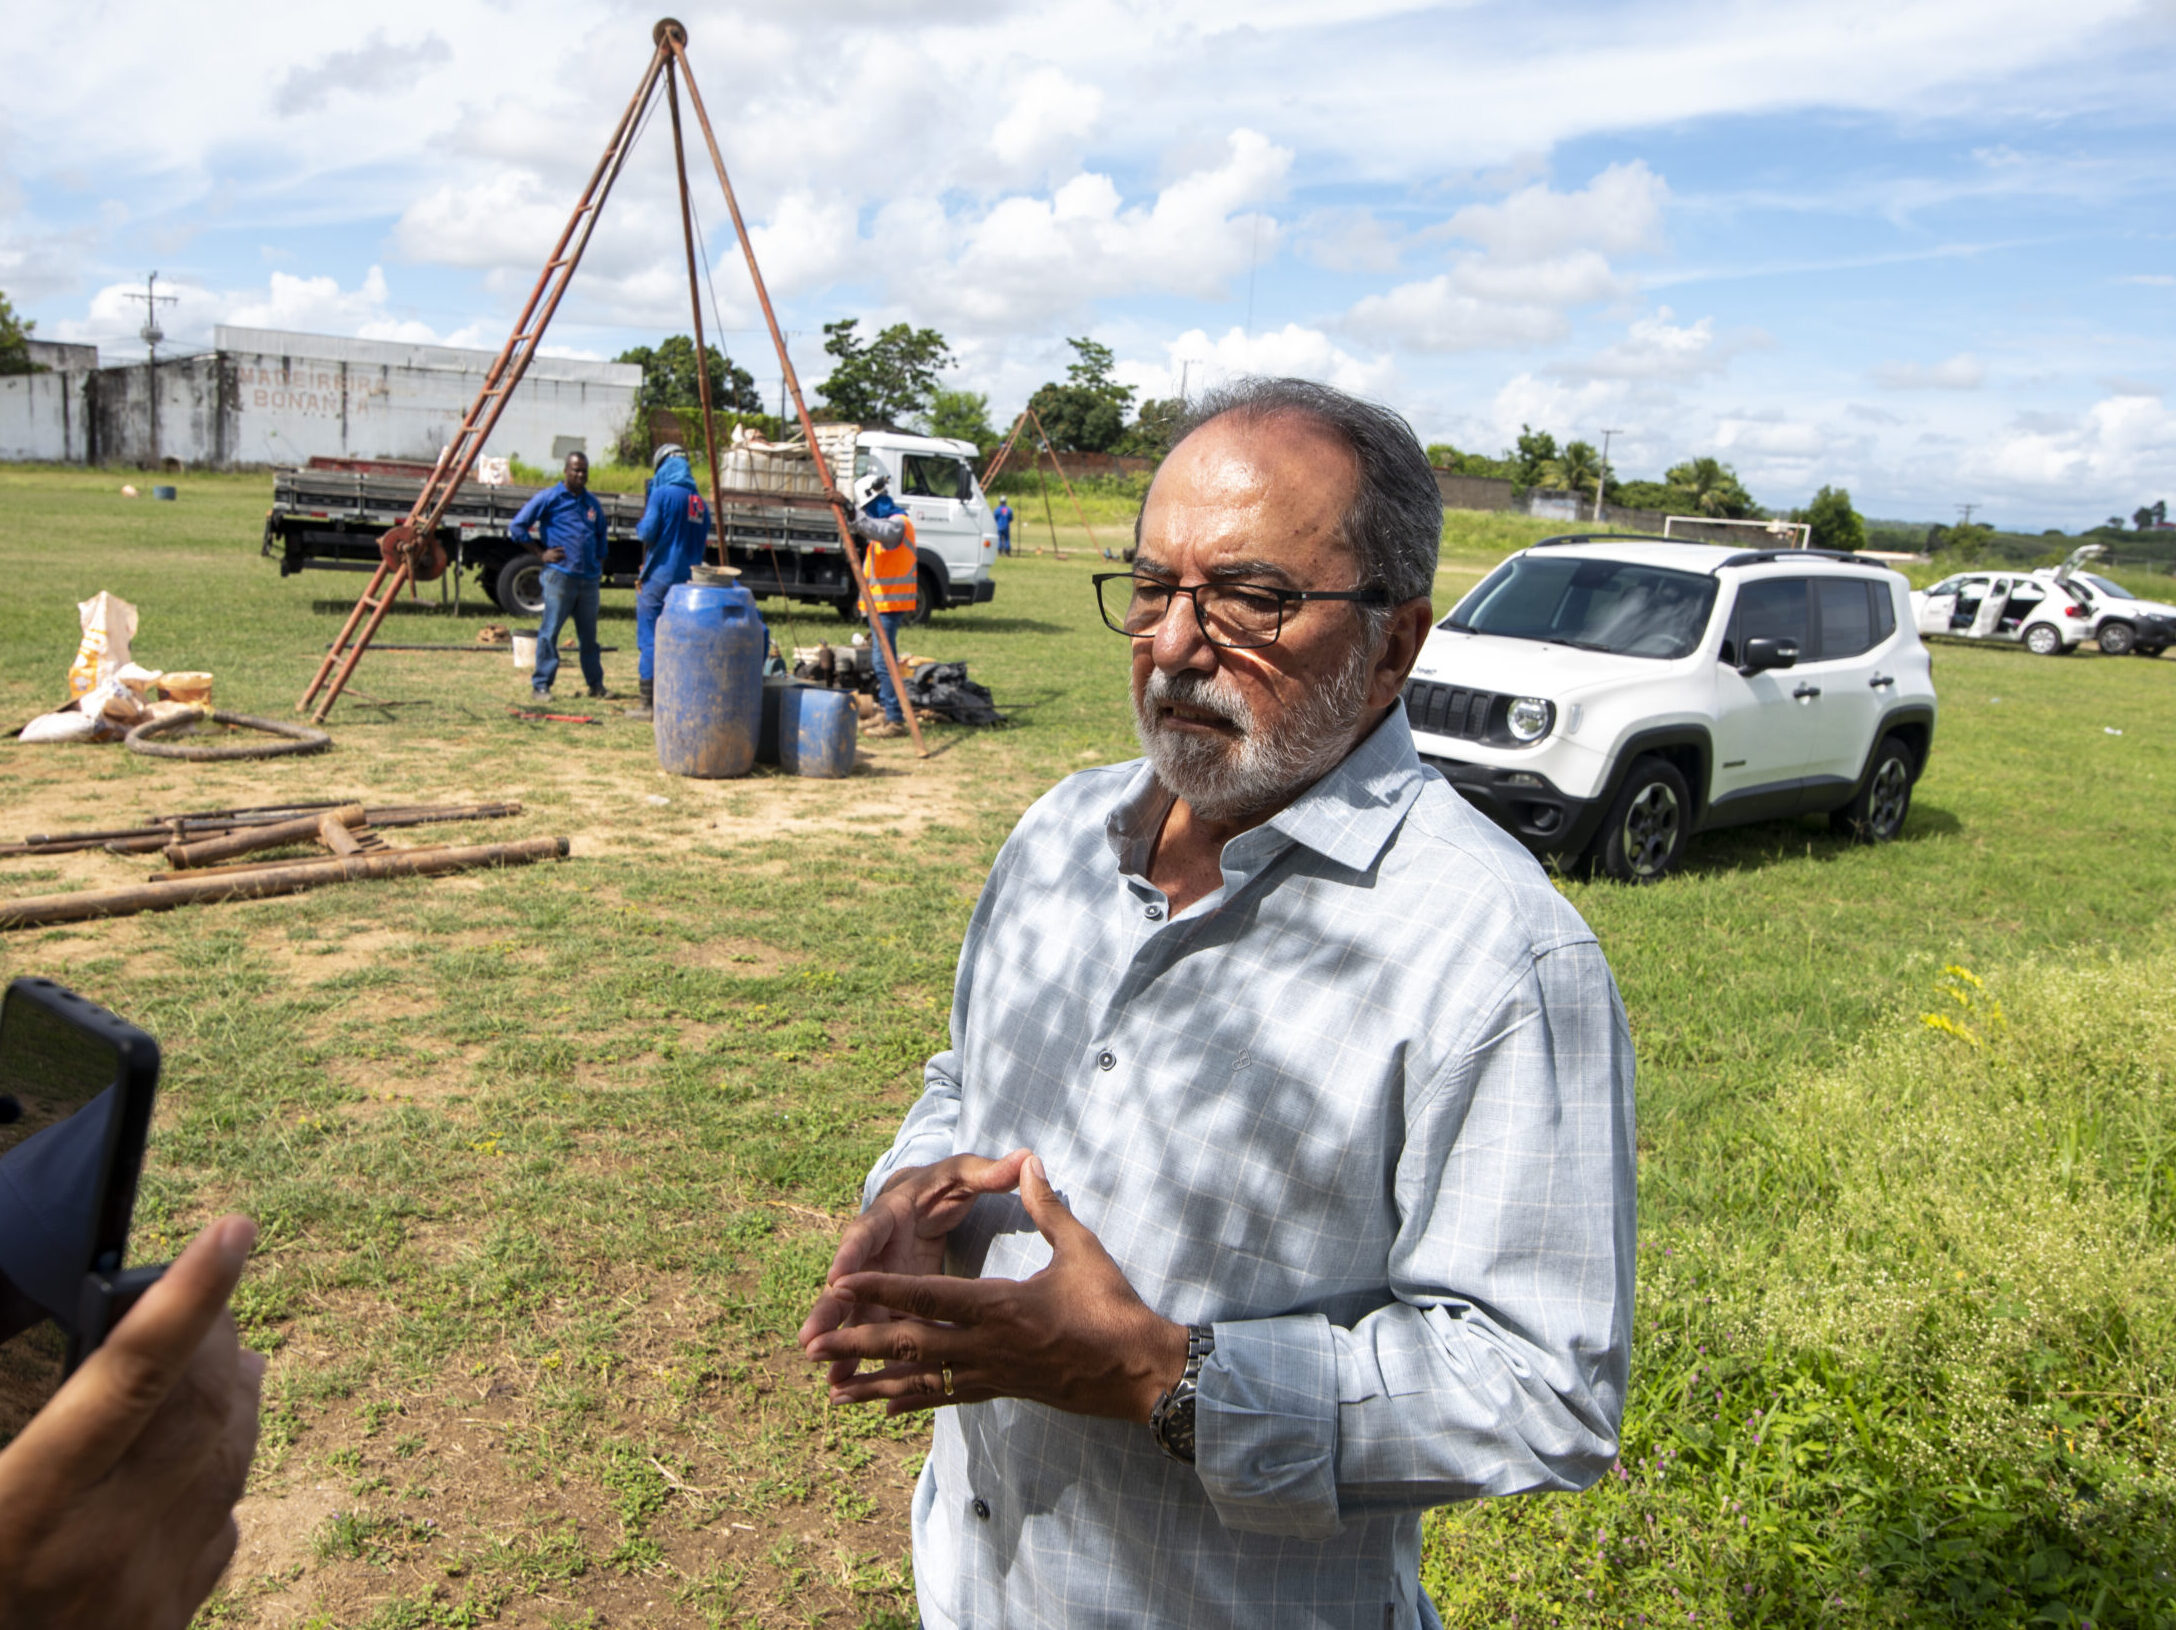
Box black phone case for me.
[2,978,163,1375]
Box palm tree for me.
[1665,456,1755,518]
[1545,440,1605,496]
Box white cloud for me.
[1964,391,2176,495]
[990,69,1104,172]
[1294,207,1406,275]
[1439,161,1669,262]
[1343,277,1565,353]
[57,266,443,352]
[1875,352,1988,390]
[1450,248,1624,307]
[1165,324,1397,399]
[273,32,452,118]
[2116,273,2175,286]
[1566,308,1764,380]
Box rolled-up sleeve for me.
[1194,939,1637,1538]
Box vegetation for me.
[0,290,40,376]
[1,467,2172,1626]
[1024,337,1137,454]
[923,387,997,455]
[814,319,953,428]
[1793,484,1867,554]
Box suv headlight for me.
[1506,696,1553,742]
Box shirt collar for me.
[1103,703,1427,880]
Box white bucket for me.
[511,631,538,673]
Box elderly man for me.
[799,378,1636,1629]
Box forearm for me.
[1194,1301,1624,1538]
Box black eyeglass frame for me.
[1092,572,1393,649]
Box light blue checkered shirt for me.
[865,708,1637,1630]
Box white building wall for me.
[0,370,92,462]
[214,327,639,468]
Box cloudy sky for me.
[4,0,2172,527]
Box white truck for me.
[263,425,999,624]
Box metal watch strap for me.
[1149,1325,1215,1465]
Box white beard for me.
[1133,641,1379,822]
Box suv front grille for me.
[1403,680,1496,741]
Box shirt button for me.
[972,1497,992,1521]
[1097,1050,1116,1071]
[1144,904,1164,921]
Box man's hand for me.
[798,1150,1030,1388]
[0,1215,264,1630]
[822,485,849,510]
[541,547,567,564]
[803,1154,1187,1423]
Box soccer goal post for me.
[1661,515,1813,548]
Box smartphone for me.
[0,977,163,1447]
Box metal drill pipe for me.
[665,54,729,552]
[666,31,928,758]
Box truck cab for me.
[851,432,999,621]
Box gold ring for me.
[941,1366,955,1399]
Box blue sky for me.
[3,0,2171,528]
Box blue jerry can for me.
[655,580,765,779]
[779,686,857,779]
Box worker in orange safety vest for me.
[850,473,919,738]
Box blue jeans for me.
[635,574,678,684]
[997,530,1011,556]
[534,569,603,694]
[871,611,908,723]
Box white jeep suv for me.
[1408,536,1938,881]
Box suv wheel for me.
[1830,734,1915,844]
[2024,622,2065,656]
[2097,620,2137,657]
[495,555,546,621]
[1594,756,1690,884]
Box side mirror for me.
[1741,636,1799,674]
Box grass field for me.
[2,467,2173,1629]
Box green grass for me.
[2,465,2174,1626]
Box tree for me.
[1426,441,1517,482]
[616,336,762,417]
[0,291,39,377]
[1663,456,1758,519]
[2136,500,2169,530]
[1930,521,1992,564]
[925,387,996,454]
[1544,440,1610,498]
[815,318,954,427]
[1511,426,1558,490]
[1121,397,1187,458]
[1793,485,1866,554]
[1026,336,1139,453]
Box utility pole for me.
[1595,427,1621,524]
[124,271,177,469]
[1956,503,1979,527]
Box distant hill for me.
[1864,519,2176,575]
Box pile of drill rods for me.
[0,801,523,858]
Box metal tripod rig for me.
[299,19,928,757]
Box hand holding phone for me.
[0,1215,263,1630]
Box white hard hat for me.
[854,472,890,507]
[653,442,688,469]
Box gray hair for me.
[1150,377,1442,621]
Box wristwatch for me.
[1149,1325,1215,1464]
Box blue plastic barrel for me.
[779,686,857,779]
[655,580,766,778]
[152,485,177,501]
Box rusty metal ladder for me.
[297,37,676,725]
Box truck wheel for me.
[496,556,546,621]
[2097,620,2136,657]
[1593,757,1690,884]
[911,566,941,625]
[1830,734,1915,843]
[2024,622,2064,656]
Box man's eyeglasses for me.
[1092,572,1390,650]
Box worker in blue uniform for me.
[625,443,714,721]
[508,451,610,701]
